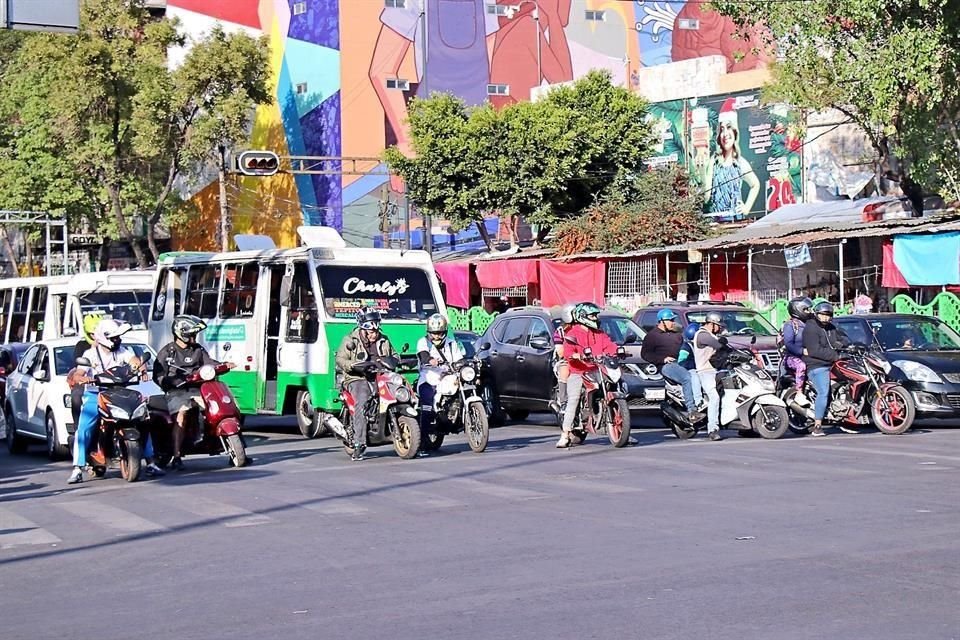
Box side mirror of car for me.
[479,342,491,351]
[529,337,552,350]
[35,369,49,382]
[76,357,92,367]
[624,334,638,344]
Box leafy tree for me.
[553,166,709,256]
[713,0,960,208]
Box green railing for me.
[889,292,960,331]
[448,307,499,335]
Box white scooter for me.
[661,346,790,440]
[422,358,490,453]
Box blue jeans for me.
[697,370,720,433]
[72,389,99,466]
[418,382,437,435]
[662,363,701,412]
[809,366,831,421]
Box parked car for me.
[0,343,31,405]
[3,337,160,460]
[834,313,960,420]
[633,301,782,374]
[476,306,664,421]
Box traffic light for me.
[235,150,280,176]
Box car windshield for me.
[78,291,151,329]
[867,317,960,351]
[55,343,153,376]
[317,266,440,321]
[456,334,477,358]
[600,316,646,345]
[686,310,777,336]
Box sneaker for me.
[170,456,185,471]
[144,462,166,477]
[708,431,723,441]
[810,425,826,437]
[838,424,858,434]
[350,449,365,461]
[686,410,705,423]
[67,466,83,484]
[555,432,571,448]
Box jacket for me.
[802,318,848,370]
[154,341,218,392]
[640,326,683,371]
[781,319,804,358]
[335,328,397,385]
[563,325,617,375]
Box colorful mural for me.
[167,0,771,251]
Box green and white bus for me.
[148,231,445,436]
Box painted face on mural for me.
[718,123,737,152]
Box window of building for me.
[385,0,406,7]
[292,1,307,15]
[386,78,410,91]
[486,83,510,96]
[677,18,699,30]
[585,9,606,21]
[486,3,509,15]
[296,82,308,95]
[184,264,221,319]
[221,262,260,319]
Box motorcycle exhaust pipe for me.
[788,401,815,419]
[662,402,691,426]
[323,413,349,441]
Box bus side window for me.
[53,294,69,336]
[27,286,48,341]
[185,265,221,319]
[0,289,11,342]
[220,262,258,319]
[152,268,169,322]
[10,287,29,342]
[285,262,318,343]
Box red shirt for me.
[563,325,618,374]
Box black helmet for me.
[356,307,382,331]
[788,296,813,320]
[172,315,206,343]
[813,302,834,317]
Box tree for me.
[713,0,960,208]
[0,0,271,266]
[553,166,709,256]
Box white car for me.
[3,337,160,460]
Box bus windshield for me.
[77,291,151,328]
[318,265,439,321]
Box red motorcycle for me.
[567,345,632,448]
[150,363,247,467]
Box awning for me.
[475,258,539,289]
[434,262,471,309]
[892,233,960,286]
[539,260,606,307]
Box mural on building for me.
[646,90,803,222]
[167,0,771,251]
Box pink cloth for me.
[881,241,910,288]
[539,260,606,307]
[475,258,539,288]
[434,262,471,309]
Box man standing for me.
[692,312,726,441]
[641,309,703,422]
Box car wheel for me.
[46,411,70,461]
[5,405,27,454]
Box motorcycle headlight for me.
[394,386,412,403]
[199,365,216,381]
[110,405,131,420]
[460,366,477,383]
[132,403,148,420]
[607,367,622,383]
[892,360,939,383]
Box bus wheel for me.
[296,390,329,439]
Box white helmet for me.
[560,304,575,325]
[94,318,131,351]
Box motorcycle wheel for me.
[296,390,328,439]
[871,386,915,435]
[225,434,247,467]
[92,465,107,478]
[392,415,421,459]
[665,418,698,440]
[466,403,489,453]
[119,440,141,482]
[781,389,812,434]
[751,405,789,439]
[423,432,445,452]
[607,399,631,448]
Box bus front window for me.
[317,266,439,321]
[77,291,151,328]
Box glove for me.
[718,336,729,346]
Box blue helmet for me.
[683,322,700,341]
[656,308,678,323]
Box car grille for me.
[759,351,781,371]
[947,394,960,409]
[943,373,960,384]
[628,397,659,410]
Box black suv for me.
[633,301,783,374]
[476,307,665,421]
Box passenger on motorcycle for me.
[692,312,727,441]
[802,302,849,437]
[69,319,160,483]
[416,313,465,454]
[68,312,106,425]
[781,297,812,402]
[551,304,575,413]
[641,308,704,422]
[154,315,231,470]
[677,322,704,410]
[334,308,398,461]
[557,302,618,448]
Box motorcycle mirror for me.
[401,343,410,353]
[750,335,757,345]
[583,347,593,356]
[616,346,626,357]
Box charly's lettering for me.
[343,277,410,297]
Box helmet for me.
[426,313,448,344]
[94,318,131,351]
[356,307,381,331]
[683,322,700,341]
[704,311,723,326]
[573,302,602,330]
[813,302,834,317]
[656,308,678,323]
[788,296,813,321]
[172,314,207,344]
[559,304,575,325]
[82,312,106,344]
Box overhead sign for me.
[1,0,79,33]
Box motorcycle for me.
[565,343,632,448]
[77,353,154,482]
[422,358,489,453]
[331,355,422,459]
[781,344,915,435]
[661,346,790,440]
[150,362,247,467]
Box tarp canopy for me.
[539,260,606,307]
[434,262,471,309]
[891,233,960,286]
[475,258,539,289]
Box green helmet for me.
[82,312,106,344]
[572,302,601,330]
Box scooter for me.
[151,362,247,467]
[332,355,422,459]
[422,357,489,453]
[661,346,790,440]
[566,344,632,448]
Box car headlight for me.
[892,360,940,383]
[394,386,411,403]
[460,365,477,383]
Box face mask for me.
[109,337,122,352]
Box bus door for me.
[277,260,320,411]
[258,263,286,413]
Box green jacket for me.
[335,328,397,385]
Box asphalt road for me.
[1,414,959,640]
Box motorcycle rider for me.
[416,313,465,455]
[641,309,704,422]
[781,297,813,402]
[153,315,232,470]
[68,312,105,425]
[692,312,727,441]
[802,302,849,436]
[557,302,618,448]
[551,304,575,413]
[677,322,703,408]
[335,308,398,461]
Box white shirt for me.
[82,345,138,375]
[416,336,464,387]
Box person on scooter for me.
[416,313,464,455]
[677,322,703,410]
[692,312,728,441]
[154,314,230,470]
[551,304,575,414]
[557,302,618,448]
[641,309,704,422]
[802,302,849,437]
[68,312,105,426]
[781,297,812,402]
[335,308,398,461]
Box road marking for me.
[152,493,272,528]
[0,507,62,549]
[53,500,166,533]
[396,470,549,501]
[800,444,960,463]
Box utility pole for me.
[218,145,230,252]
